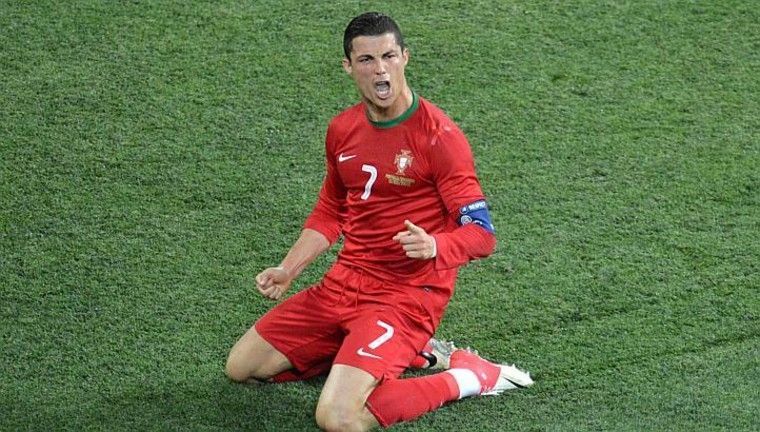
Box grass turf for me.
[1,1,758,430]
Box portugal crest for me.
[394,150,414,175]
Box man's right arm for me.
[257,123,347,300]
[256,228,330,300]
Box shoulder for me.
[325,103,365,154]
[328,102,365,136]
[414,96,469,149]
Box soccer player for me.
[226,12,533,431]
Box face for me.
[343,33,410,121]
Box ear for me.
[342,57,352,75]
[402,47,410,66]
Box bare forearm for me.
[279,228,331,281]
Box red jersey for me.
[304,93,494,298]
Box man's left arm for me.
[394,124,497,268]
[430,200,496,269]
[393,216,495,269]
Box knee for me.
[315,399,368,432]
[225,349,252,382]
[225,347,270,383]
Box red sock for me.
[365,373,460,427]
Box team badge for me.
[387,149,415,187]
[394,150,414,175]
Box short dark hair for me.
[343,12,405,60]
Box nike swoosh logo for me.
[338,153,357,163]
[356,347,382,359]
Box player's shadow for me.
[212,375,328,431]
[27,369,443,430]
[145,374,328,431]
[25,373,327,431]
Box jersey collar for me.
[367,91,419,129]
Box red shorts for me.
[255,262,442,381]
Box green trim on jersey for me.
[368,91,419,129]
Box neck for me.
[366,86,413,122]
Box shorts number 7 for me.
[368,320,394,349]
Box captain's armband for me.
[457,200,495,234]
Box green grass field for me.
[2,1,758,430]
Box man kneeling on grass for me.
[226,12,533,431]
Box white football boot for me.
[449,348,534,395]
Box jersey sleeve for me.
[428,124,496,269]
[303,123,347,244]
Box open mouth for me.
[374,80,391,99]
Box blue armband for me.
[458,200,495,234]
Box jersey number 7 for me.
[361,164,378,200]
